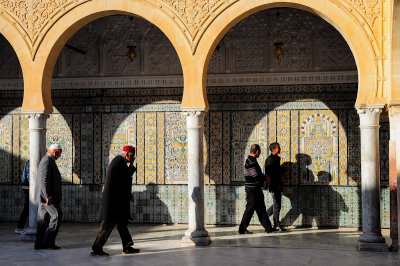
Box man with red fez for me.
[91,145,140,256]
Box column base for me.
[389,240,399,252]
[358,241,388,252]
[182,235,211,246]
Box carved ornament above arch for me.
[0,0,92,59]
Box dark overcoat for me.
[264,154,282,193]
[101,155,136,222]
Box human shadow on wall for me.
[131,183,173,225]
[280,154,349,228]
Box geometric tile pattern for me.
[0,115,12,183]
[46,114,73,183]
[1,185,389,229]
[0,84,391,229]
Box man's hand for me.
[46,197,53,205]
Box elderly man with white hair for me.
[34,144,63,250]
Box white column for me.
[356,105,388,251]
[389,105,400,252]
[23,113,48,236]
[182,110,211,246]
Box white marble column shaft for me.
[26,113,48,233]
[356,106,387,251]
[182,111,211,246]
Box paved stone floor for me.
[0,223,399,266]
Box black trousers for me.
[35,203,63,248]
[17,190,29,229]
[239,186,272,231]
[92,220,133,251]
[267,191,282,226]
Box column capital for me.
[181,108,207,117]
[355,104,384,127]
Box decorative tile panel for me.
[210,112,223,184]
[72,114,81,184]
[136,113,144,184]
[277,111,291,185]
[93,114,102,184]
[81,114,95,184]
[222,112,231,184]
[232,111,267,182]
[46,114,73,183]
[165,112,187,183]
[300,111,338,185]
[157,113,165,184]
[338,110,348,185]
[102,113,136,183]
[145,113,157,184]
[12,115,20,184]
[290,110,299,185]
[0,115,12,183]
[347,110,360,185]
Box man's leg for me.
[272,192,282,226]
[116,221,134,249]
[92,220,116,252]
[35,204,49,249]
[17,190,29,230]
[42,205,62,248]
[239,187,256,233]
[254,189,272,231]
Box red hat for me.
[123,146,135,153]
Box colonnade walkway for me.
[0,223,399,265]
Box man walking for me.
[91,145,140,256]
[265,142,286,231]
[35,144,63,250]
[239,144,273,234]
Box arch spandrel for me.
[20,0,192,113]
[186,0,386,108]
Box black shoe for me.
[34,244,48,250]
[238,229,253,234]
[91,250,109,256]
[274,225,287,232]
[265,227,273,233]
[122,247,140,254]
[48,245,61,250]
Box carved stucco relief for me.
[155,0,239,54]
[0,0,92,58]
[0,0,385,64]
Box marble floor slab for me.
[0,223,399,266]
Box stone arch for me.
[391,0,400,104]
[21,0,190,113]
[0,15,30,72]
[192,0,379,108]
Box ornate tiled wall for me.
[0,83,391,228]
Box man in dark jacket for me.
[35,144,63,250]
[238,144,273,234]
[265,142,286,231]
[91,145,139,256]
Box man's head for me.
[250,144,261,158]
[269,142,280,155]
[122,145,135,163]
[48,144,62,160]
